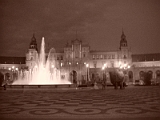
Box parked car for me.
[134,80,145,86]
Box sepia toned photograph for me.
[0,0,160,120]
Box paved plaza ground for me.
[0,86,160,120]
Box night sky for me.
[0,0,160,57]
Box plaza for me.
[0,86,160,120]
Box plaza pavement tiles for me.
[0,86,160,120]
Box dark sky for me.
[0,0,160,57]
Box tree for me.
[0,72,4,86]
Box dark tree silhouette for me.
[0,72,4,86]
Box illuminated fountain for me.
[12,37,71,85]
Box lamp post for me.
[102,63,107,81]
[102,66,105,81]
[86,64,89,82]
[60,62,63,79]
[69,62,71,83]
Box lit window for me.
[100,55,103,59]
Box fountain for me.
[11,37,71,86]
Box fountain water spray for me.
[13,37,71,85]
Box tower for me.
[29,34,38,51]
[120,30,128,50]
[118,30,132,66]
[26,34,38,69]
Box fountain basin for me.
[5,84,75,90]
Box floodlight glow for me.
[120,66,123,69]
[86,64,89,68]
[51,65,54,68]
[124,64,127,67]
[102,66,105,70]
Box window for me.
[100,55,103,59]
[96,55,99,59]
[124,55,127,59]
[112,55,115,59]
[111,62,114,67]
[108,55,111,59]
[83,54,86,57]
[92,55,95,59]
[61,56,63,60]
[104,55,107,59]
[93,61,97,68]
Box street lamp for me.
[12,66,15,69]
[102,63,107,81]
[86,64,89,82]
[51,65,54,68]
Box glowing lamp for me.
[102,66,105,70]
[86,64,89,68]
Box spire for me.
[121,28,126,40]
[29,34,38,51]
[31,33,36,41]
[120,29,127,49]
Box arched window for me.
[156,70,160,77]
[139,71,145,80]
[124,55,127,59]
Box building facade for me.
[24,31,128,85]
[1,31,160,85]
